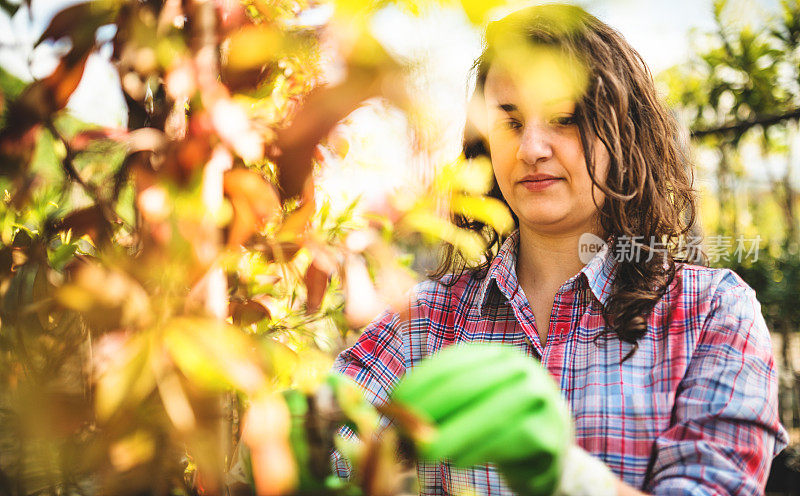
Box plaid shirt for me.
[333,230,789,495]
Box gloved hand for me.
[390,343,613,496]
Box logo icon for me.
[578,232,607,264]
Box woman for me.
[333,4,789,495]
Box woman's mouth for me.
[519,175,564,191]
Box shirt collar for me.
[477,230,522,311]
[477,230,618,312]
[580,235,617,305]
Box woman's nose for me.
[516,122,553,165]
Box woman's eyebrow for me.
[498,103,518,113]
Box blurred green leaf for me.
[0,0,21,16]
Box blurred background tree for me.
[662,0,800,490]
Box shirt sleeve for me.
[332,309,408,407]
[329,308,409,479]
[645,269,790,495]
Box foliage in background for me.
[662,0,800,444]
[0,0,514,495]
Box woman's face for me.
[483,65,610,238]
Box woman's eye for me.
[503,119,522,131]
[550,114,576,127]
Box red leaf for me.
[15,49,93,117]
[37,1,116,53]
[49,53,91,111]
[0,52,90,166]
[0,125,40,177]
[272,77,377,200]
[37,2,93,44]
[216,0,249,33]
[304,262,329,313]
[257,241,302,263]
[223,168,281,247]
[51,205,111,245]
[70,128,129,151]
[229,298,271,326]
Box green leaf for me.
[0,0,21,17]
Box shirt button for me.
[556,323,570,334]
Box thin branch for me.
[43,120,129,232]
[45,121,92,190]
[691,107,800,138]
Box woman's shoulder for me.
[673,263,764,331]
[675,262,756,300]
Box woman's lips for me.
[519,177,564,191]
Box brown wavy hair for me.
[431,3,701,355]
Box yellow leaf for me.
[226,26,284,70]
[261,339,298,388]
[292,348,334,394]
[490,37,589,110]
[458,0,511,25]
[396,0,426,16]
[56,264,152,329]
[332,0,382,20]
[110,430,156,472]
[402,211,485,261]
[156,371,196,432]
[435,156,494,195]
[328,373,380,435]
[95,334,155,420]
[450,194,515,235]
[164,317,266,393]
[276,200,314,243]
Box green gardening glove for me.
[390,343,572,496]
